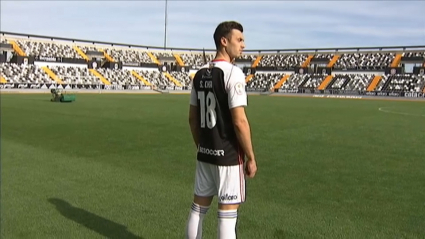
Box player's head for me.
[213,21,245,61]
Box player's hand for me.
[245,159,257,178]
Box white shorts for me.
[193,160,246,204]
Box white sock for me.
[217,209,238,239]
[186,202,209,239]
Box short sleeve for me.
[189,80,197,106]
[227,68,247,109]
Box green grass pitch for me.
[1,93,424,239]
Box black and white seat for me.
[329,74,375,91]
[96,68,140,85]
[180,53,214,67]
[258,54,308,69]
[48,66,100,85]
[134,70,171,87]
[247,73,283,89]
[334,52,395,70]
[105,48,153,64]
[380,74,425,92]
[280,74,309,89]
[0,63,51,84]
[17,40,82,59]
[300,74,326,89]
[170,71,191,86]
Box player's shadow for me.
[48,198,143,239]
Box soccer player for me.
[185,21,257,239]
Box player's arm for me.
[231,107,255,161]
[189,84,200,148]
[189,105,200,147]
[228,70,255,162]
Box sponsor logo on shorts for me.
[198,146,224,156]
[219,194,238,201]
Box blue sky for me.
[1,1,424,51]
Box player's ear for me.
[221,36,228,47]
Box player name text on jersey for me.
[200,80,213,89]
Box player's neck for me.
[213,51,234,63]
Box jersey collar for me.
[212,59,228,62]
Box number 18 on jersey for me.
[198,90,217,129]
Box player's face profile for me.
[227,29,245,59]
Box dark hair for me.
[213,21,243,50]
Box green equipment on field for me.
[50,88,76,102]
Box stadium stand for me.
[326,74,376,91]
[1,63,51,84]
[1,31,425,98]
[179,52,256,67]
[170,71,191,87]
[96,68,141,86]
[376,74,425,93]
[48,65,100,85]
[104,48,153,64]
[403,51,425,58]
[247,72,283,90]
[133,70,171,87]
[257,54,308,69]
[17,40,82,59]
[299,74,327,90]
[152,51,174,60]
[279,74,310,90]
[180,53,215,67]
[333,52,396,70]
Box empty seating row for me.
[5,38,424,70]
[247,73,283,89]
[0,63,188,86]
[170,71,191,87]
[257,54,308,69]
[96,68,140,86]
[299,74,327,89]
[50,65,185,86]
[17,40,83,59]
[280,74,310,90]
[376,74,425,92]
[49,65,100,85]
[327,74,375,91]
[179,53,215,67]
[313,53,334,59]
[333,52,395,70]
[402,51,425,58]
[152,51,173,59]
[104,48,153,64]
[136,70,170,87]
[0,63,51,84]
[2,63,424,92]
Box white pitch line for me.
[378,107,425,117]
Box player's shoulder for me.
[229,64,245,78]
[209,61,244,83]
[193,63,212,77]
[225,65,245,84]
[213,61,243,75]
[193,61,229,75]
[194,61,244,81]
